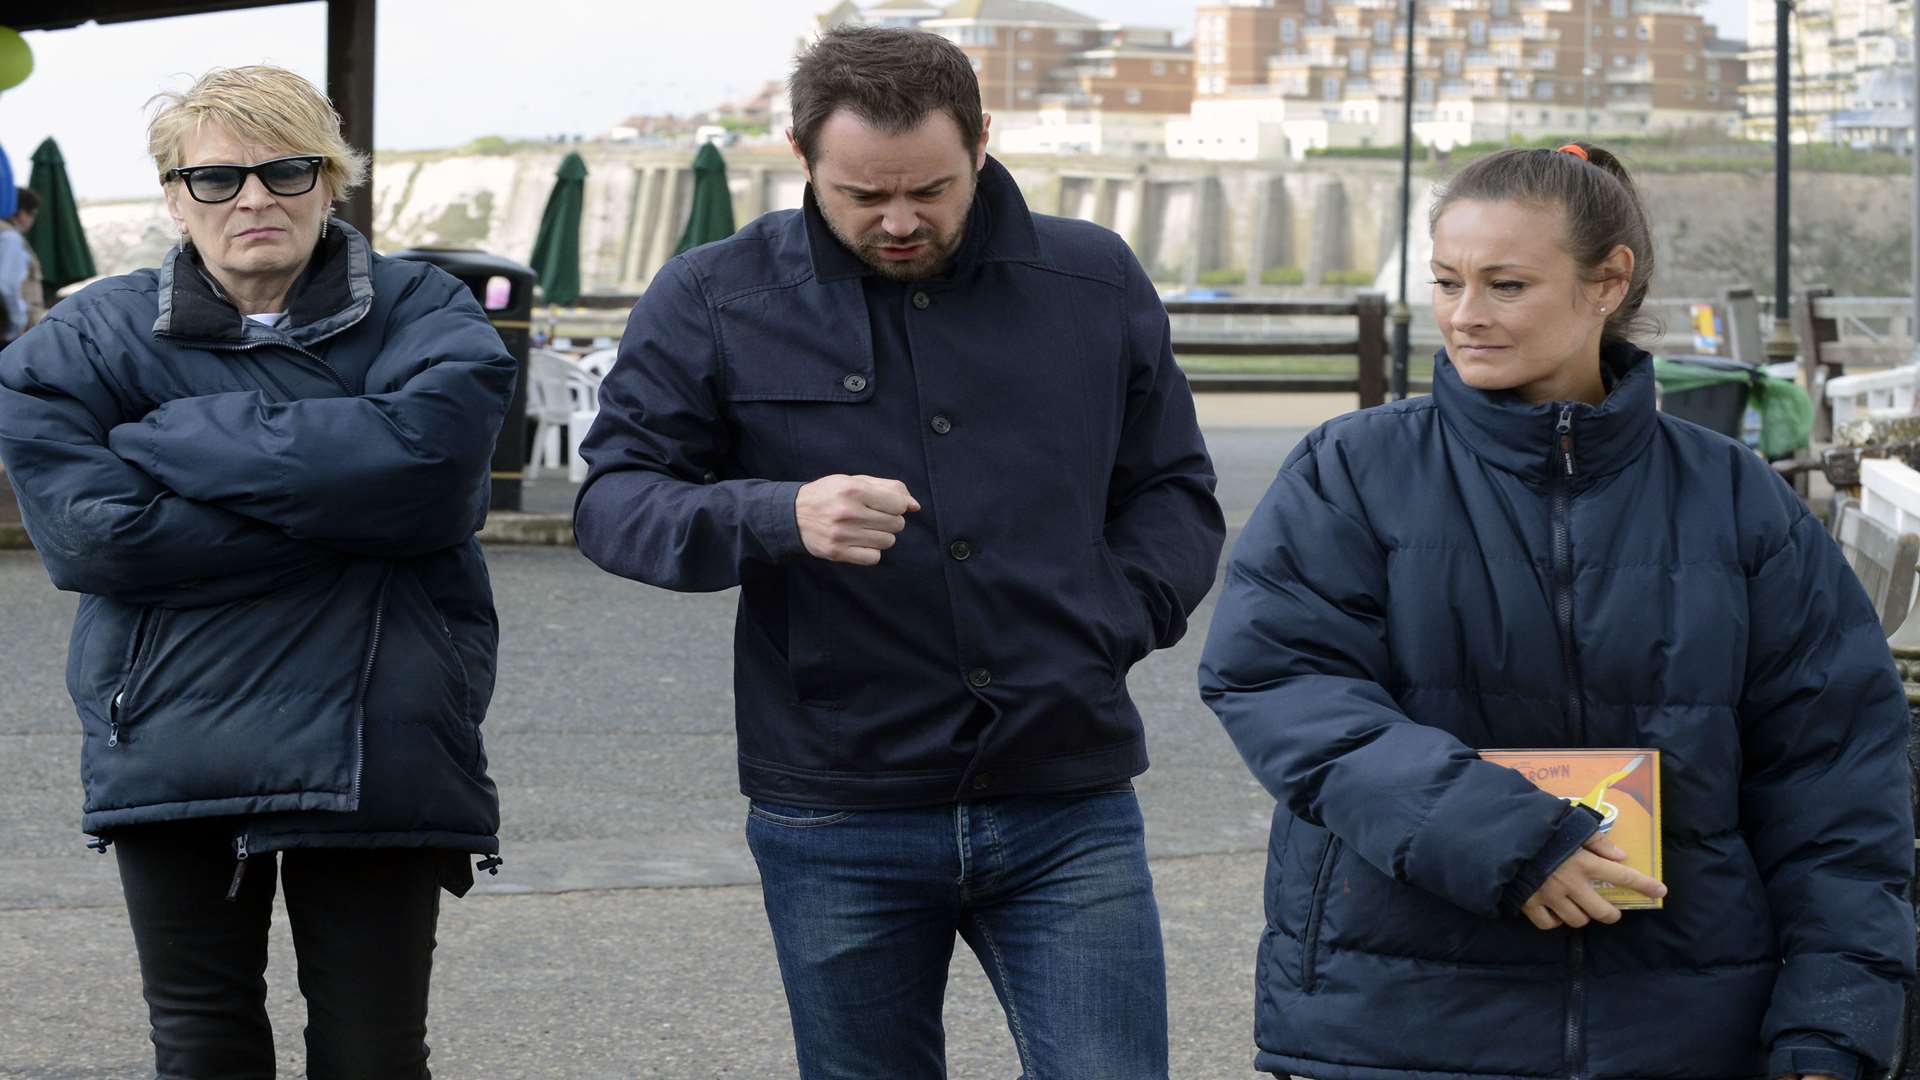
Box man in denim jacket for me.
[575,26,1223,1078]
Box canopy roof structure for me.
[8,0,377,236]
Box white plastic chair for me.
[563,362,603,484]
[525,349,577,481]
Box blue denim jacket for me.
[576,156,1224,808]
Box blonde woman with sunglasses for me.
[0,66,516,1079]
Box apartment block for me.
[808,0,1192,152]
[1742,0,1915,147]
[1179,0,1740,157]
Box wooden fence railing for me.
[1163,294,1392,405]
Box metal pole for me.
[1910,0,1919,361]
[326,0,376,240]
[1765,0,1800,368]
[1582,0,1594,140]
[1392,0,1417,401]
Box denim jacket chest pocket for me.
[714,292,876,481]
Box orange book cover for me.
[1479,749,1663,911]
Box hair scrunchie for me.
[1556,143,1590,161]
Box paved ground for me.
[0,407,1337,1079]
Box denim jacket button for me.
[842,373,868,393]
[967,667,992,688]
[912,291,931,310]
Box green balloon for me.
[0,28,33,92]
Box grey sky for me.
[2,0,1747,201]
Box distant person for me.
[0,66,516,1079]
[1200,143,1913,1080]
[574,26,1224,1079]
[0,186,37,341]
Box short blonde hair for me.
[147,66,368,200]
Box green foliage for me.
[1321,268,1378,286]
[425,190,495,247]
[1306,144,1409,159]
[1261,266,1307,285]
[460,135,517,156]
[1197,268,1248,286]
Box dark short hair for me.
[788,26,984,168]
[14,188,37,215]
[1430,144,1657,346]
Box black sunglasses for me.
[163,155,324,204]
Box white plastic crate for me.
[1825,364,1920,428]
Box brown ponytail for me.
[1429,143,1658,346]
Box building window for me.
[1418,76,1435,100]
[1152,60,1167,75]
[1212,46,1226,64]
[1612,84,1625,96]
[1281,17,1297,43]
[1493,0,1511,15]
[1613,25,1626,37]
[1445,48,1461,74]
[1610,0,1627,15]
[1613,53,1626,66]
[1055,30,1082,45]
[1325,75,1342,100]
[1683,85,1695,99]
[1685,25,1698,41]
[1018,29,1033,42]
[970,57,982,71]
[1350,46,1368,72]
[1307,0,1323,14]
[1540,47,1555,66]
[1018,87,1033,100]
[1178,63,1188,74]
[1683,54,1696,71]
[1017,57,1033,71]
[1375,19,1391,44]
[1537,81,1555,98]
[1540,108,1551,120]
[1563,83,1575,95]
[1126,88,1143,104]
[1707,86,1719,100]
[1636,24,1649,40]
[1470,19,1487,44]
[1706,60,1719,79]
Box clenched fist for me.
[796,475,920,566]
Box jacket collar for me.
[1432,340,1658,486]
[803,153,1042,283]
[154,216,374,348]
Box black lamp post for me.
[1764,0,1799,370]
[1392,0,1418,401]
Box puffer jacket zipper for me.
[1301,837,1341,992]
[1551,403,1588,1079]
[109,608,159,747]
[352,574,391,805]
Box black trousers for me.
[114,819,445,1080]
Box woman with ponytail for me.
[1200,143,1913,1080]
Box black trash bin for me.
[389,249,534,512]
[1655,354,1755,440]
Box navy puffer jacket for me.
[0,221,514,868]
[1199,345,1913,1080]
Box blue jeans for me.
[745,785,1169,1080]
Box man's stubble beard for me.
[822,169,977,283]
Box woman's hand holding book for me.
[1519,834,1669,930]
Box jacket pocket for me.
[1301,836,1341,993]
[108,607,166,745]
[1091,540,1152,674]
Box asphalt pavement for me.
[0,417,1322,1080]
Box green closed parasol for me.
[25,138,94,295]
[528,151,588,304]
[674,142,736,255]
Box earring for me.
[321,218,329,239]
[1599,306,1608,313]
